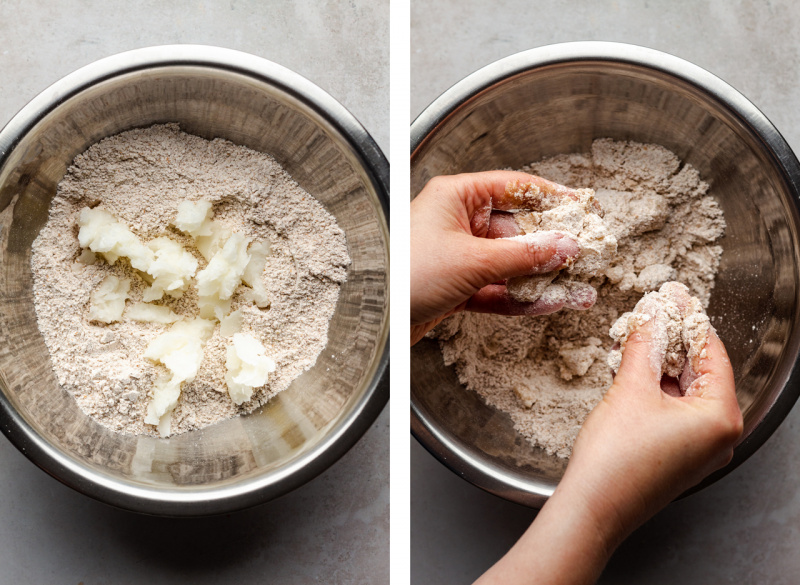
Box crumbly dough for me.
[506,187,617,304]
[432,139,725,458]
[608,281,710,379]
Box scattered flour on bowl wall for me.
[30,124,350,437]
[432,139,725,458]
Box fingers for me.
[419,171,580,238]
[466,232,580,284]
[466,283,595,316]
[430,171,581,222]
[683,327,736,402]
[469,203,493,237]
[466,284,566,316]
[493,174,581,211]
[486,212,523,239]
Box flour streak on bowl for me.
[0,45,389,516]
[411,41,800,508]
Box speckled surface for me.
[412,1,800,583]
[0,1,388,583]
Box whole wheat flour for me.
[31,124,350,437]
[432,138,725,458]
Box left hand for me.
[410,171,588,345]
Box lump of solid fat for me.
[143,318,215,435]
[144,317,215,382]
[196,232,251,319]
[142,237,198,301]
[198,295,232,322]
[219,309,243,337]
[145,374,182,437]
[78,208,197,303]
[197,233,251,299]
[126,302,181,324]
[173,200,213,237]
[173,199,231,261]
[242,240,271,308]
[195,220,232,262]
[77,207,154,271]
[88,275,131,323]
[225,333,276,405]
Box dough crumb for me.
[506,187,617,304]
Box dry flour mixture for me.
[432,139,725,458]
[31,124,350,437]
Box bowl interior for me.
[0,64,389,510]
[411,58,800,505]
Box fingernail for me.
[470,204,492,236]
[534,232,579,272]
[563,282,596,310]
[553,233,580,262]
[506,232,581,273]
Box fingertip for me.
[470,203,493,237]
[469,232,575,284]
[563,282,596,310]
[513,231,580,274]
[466,284,566,316]
[486,211,523,239]
[694,327,733,379]
[613,320,663,389]
[683,327,737,404]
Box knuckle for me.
[425,175,449,193]
[710,412,743,447]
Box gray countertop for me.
[0,1,388,584]
[412,1,800,583]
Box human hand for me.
[475,291,741,585]
[558,313,742,558]
[410,171,589,345]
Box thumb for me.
[465,231,580,286]
[614,318,664,393]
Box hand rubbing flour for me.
[608,281,711,381]
[432,139,725,458]
[31,124,350,437]
[505,186,617,307]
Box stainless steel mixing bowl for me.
[411,41,800,507]
[0,45,389,516]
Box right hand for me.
[559,319,743,553]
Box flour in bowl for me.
[432,139,725,458]
[31,124,350,437]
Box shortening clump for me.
[432,139,725,458]
[31,124,350,438]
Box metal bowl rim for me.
[0,44,390,517]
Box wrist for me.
[476,485,619,585]
[546,477,629,563]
